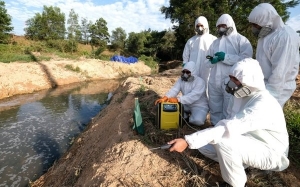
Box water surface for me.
[0,80,120,187]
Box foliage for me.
[159,29,177,60]
[94,42,106,57]
[64,64,81,72]
[142,30,164,59]
[0,43,51,63]
[88,18,110,57]
[67,9,81,42]
[126,32,147,55]
[24,6,66,40]
[89,18,110,46]
[46,39,78,53]
[135,84,146,97]
[161,0,300,58]
[110,27,127,50]
[126,29,176,61]
[284,100,300,165]
[139,55,159,73]
[0,37,91,62]
[80,18,91,45]
[0,1,13,43]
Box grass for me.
[64,64,81,72]
[284,99,300,166]
[0,36,160,73]
[139,55,159,73]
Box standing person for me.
[154,61,208,126]
[248,3,300,107]
[206,14,253,125]
[183,16,217,84]
[168,58,289,187]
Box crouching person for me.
[154,61,209,126]
[168,58,289,187]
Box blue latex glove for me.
[215,52,225,61]
[210,57,220,64]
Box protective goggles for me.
[182,70,191,74]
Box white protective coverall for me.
[182,16,217,83]
[248,3,300,107]
[185,58,289,187]
[165,61,208,125]
[206,14,253,125]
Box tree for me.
[142,29,164,59]
[67,9,80,53]
[161,0,300,58]
[160,29,177,60]
[67,9,81,41]
[80,18,90,44]
[110,27,127,50]
[0,1,13,43]
[24,14,43,40]
[25,5,65,40]
[88,18,110,56]
[126,32,147,55]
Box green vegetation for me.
[284,99,300,166]
[64,64,81,72]
[0,1,13,43]
[139,55,159,73]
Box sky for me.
[3,0,300,36]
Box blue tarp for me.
[110,55,138,64]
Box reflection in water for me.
[0,80,120,187]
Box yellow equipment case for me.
[155,102,183,130]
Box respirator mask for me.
[252,26,272,38]
[181,70,194,82]
[195,27,205,35]
[217,27,233,37]
[225,80,251,98]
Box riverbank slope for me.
[0,58,152,100]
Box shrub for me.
[139,55,159,73]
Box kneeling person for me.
[155,61,209,126]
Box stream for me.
[0,79,121,187]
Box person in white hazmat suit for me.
[168,58,289,187]
[154,61,208,126]
[206,14,253,126]
[248,3,300,107]
[182,16,217,83]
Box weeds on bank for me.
[135,85,146,97]
[139,55,159,74]
[284,99,300,166]
[64,64,81,72]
